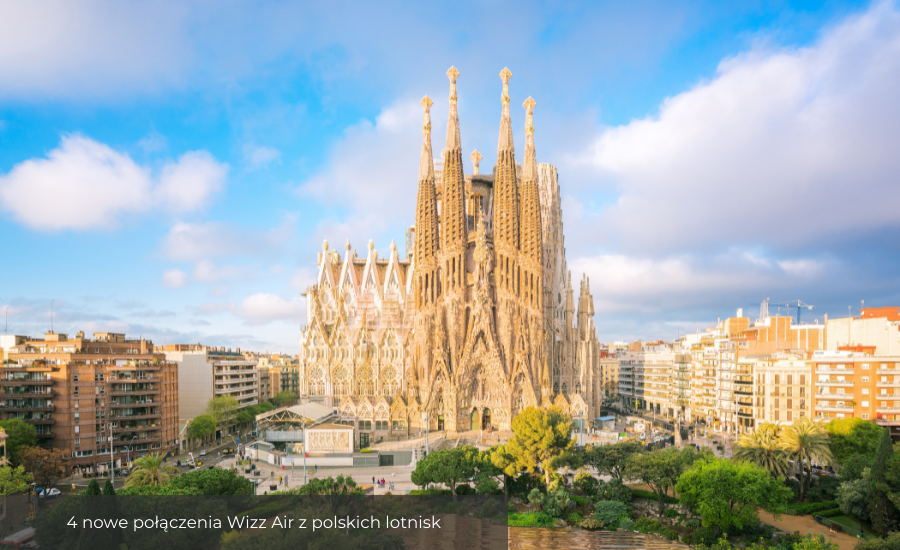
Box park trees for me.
[475,445,515,498]
[19,446,70,488]
[779,417,833,501]
[188,414,218,446]
[0,419,38,465]
[676,457,792,535]
[411,445,480,498]
[207,395,240,436]
[125,452,171,489]
[273,391,296,407]
[506,406,574,485]
[582,440,642,480]
[868,427,900,536]
[0,464,33,495]
[624,447,699,515]
[734,423,790,479]
[835,472,870,524]
[168,467,253,495]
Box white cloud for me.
[236,293,304,325]
[0,135,227,231]
[0,0,191,98]
[571,250,831,314]
[242,144,281,168]
[192,260,253,283]
[137,131,168,153]
[299,99,424,243]
[574,2,900,254]
[160,268,189,289]
[160,217,296,262]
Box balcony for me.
[109,412,161,421]
[113,424,162,433]
[737,410,754,418]
[21,417,56,424]
[35,432,53,438]
[815,405,854,412]
[109,388,161,397]
[816,368,854,375]
[876,406,900,412]
[734,389,753,396]
[816,392,853,399]
[876,395,900,400]
[0,378,53,386]
[110,400,155,408]
[215,384,256,395]
[109,365,161,371]
[815,380,853,387]
[0,390,55,398]
[877,368,900,373]
[876,382,900,388]
[0,404,55,412]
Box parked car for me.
[200,450,208,456]
[37,488,61,498]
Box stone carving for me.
[308,431,351,452]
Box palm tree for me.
[734,425,790,479]
[124,452,171,489]
[779,417,833,501]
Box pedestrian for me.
[315,465,318,473]
[373,476,375,485]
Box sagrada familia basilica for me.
[299,67,602,442]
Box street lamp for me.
[108,423,115,487]
[126,435,137,467]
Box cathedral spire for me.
[498,67,515,152]
[470,150,482,175]
[419,95,435,182]
[445,66,461,150]
[523,96,536,182]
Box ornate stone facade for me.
[298,67,603,438]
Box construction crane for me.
[769,300,814,325]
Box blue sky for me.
[2,0,899,351]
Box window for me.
[74,399,79,409]
[392,420,406,431]
[775,375,780,385]
[862,376,869,382]
[882,376,888,382]
[74,438,80,447]
[74,425,79,434]
[775,410,780,421]
[862,364,870,370]
[862,401,870,407]
[787,399,792,409]
[95,374,99,382]
[74,374,79,382]
[359,420,372,430]
[74,387,79,395]
[800,374,806,385]
[787,411,792,421]
[74,413,80,423]
[863,388,870,395]
[375,420,388,431]
[862,414,869,420]
[787,374,793,385]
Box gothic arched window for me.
[575,383,582,394]
[553,383,559,395]
[562,383,568,396]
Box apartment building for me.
[0,332,178,473]
[162,345,258,425]
[598,357,618,401]
[750,355,811,425]
[811,351,900,423]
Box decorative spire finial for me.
[500,67,512,116]
[446,66,459,116]
[523,97,536,150]
[470,150,482,175]
[418,96,435,182]
[420,95,433,142]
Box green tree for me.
[793,533,839,550]
[102,478,117,495]
[84,478,102,495]
[206,395,240,429]
[20,446,70,488]
[836,471,870,522]
[827,418,883,464]
[779,417,834,501]
[0,419,38,465]
[868,427,900,536]
[838,453,874,482]
[188,414,218,444]
[125,452,171,489]
[582,440,643,480]
[595,477,633,503]
[506,406,574,485]
[624,447,699,515]
[0,464,33,495]
[852,531,900,550]
[734,424,790,478]
[279,475,364,495]
[475,445,513,498]
[273,391,296,407]
[676,457,792,535]
[257,402,275,413]
[410,445,479,498]
[593,500,631,528]
[168,467,253,495]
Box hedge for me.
[817,508,844,518]
[631,488,679,504]
[784,500,838,515]
[508,512,555,528]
